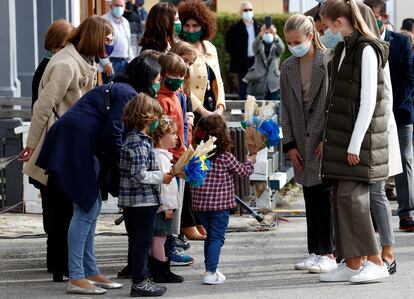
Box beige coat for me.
[24,43,97,185]
[189,40,225,111]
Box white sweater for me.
[337,45,378,155]
[154,148,180,211]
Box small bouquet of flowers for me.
[242,95,281,154]
[171,136,217,187]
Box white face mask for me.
[263,33,274,44]
[242,11,254,21]
[315,0,325,3]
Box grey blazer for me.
[243,35,285,99]
[280,48,326,187]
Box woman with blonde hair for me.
[281,14,336,274]
[319,0,390,284]
[19,15,113,284]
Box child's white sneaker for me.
[295,253,319,270]
[203,270,226,285]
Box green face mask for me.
[182,30,204,44]
[149,119,159,135]
[175,22,182,36]
[377,19,383,30]
[164,77,184,91]
[150,82,160,97]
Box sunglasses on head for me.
[243,8,253,12]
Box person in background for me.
[243,22,285,101]
[123,0,144,57]
[140,2,177,53]
[30,18,74,276]
[401,18,414,50]
[364,0,414,232]
[19,16,113,283]
[225,1,261,100]
[101,0,134,83]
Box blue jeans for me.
[197,210,229,273]
[102,57,128,83]
[395,124,414,218]
[68,198,102,280]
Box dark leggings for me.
[302,181,333,256]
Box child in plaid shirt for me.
[191,114,256,285]
[118,94,173,297]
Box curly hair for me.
[193,114,231,160]
[177,0,217,41]
[123,94,164,131]
[153,116,177,146]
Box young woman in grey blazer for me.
[280,14,336,274]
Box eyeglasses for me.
[243,9,253,12]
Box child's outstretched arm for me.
[225,152,256,177]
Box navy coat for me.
[36,83,137,212]
[385,30,414,126]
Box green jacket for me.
[321,31,389,182]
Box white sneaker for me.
[309,256,338,273]
[295,253,319,270]
[203,270,226,285]
[320,262,361,282]
[349,261,390,284]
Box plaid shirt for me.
[118,130,161,208]
[191,152,254,212]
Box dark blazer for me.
[36,83,137,212]
[385,29,414,126]
[225,19,261,74]
[31,57,50,110]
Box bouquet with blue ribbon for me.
[241,96,281,154]
[171,136,217,187]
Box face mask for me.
[112,6,124,18]
[263,33,274,44]
[105,44,114,56]
[151,82,160,97]
[164,78,184,91]
[149,119,159,135]
[182,30,204,43]
[315,0,325,3]
[320,28,343,49]
[175,21,182,36]
[377,19,383,30]
[125,2,133,10]
[288,40,311,58]
[136,0,144,6]
[242,11,254,21]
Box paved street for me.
[0,215,413,299]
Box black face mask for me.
[126,2,134,10]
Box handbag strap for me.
[105,81,114,115]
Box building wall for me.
[394,1,414,31]
[144,0,284,14]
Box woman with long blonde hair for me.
[319,0,390,284]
